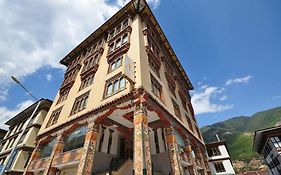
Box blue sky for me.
[0,0,280,129]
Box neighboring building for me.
[253,126,281,175]
[206,140,235,175]
[0,99,52,175]
[0,129,8,150]
[0,129,7,140]
[24,0,210,175]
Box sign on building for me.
[123,54,135,83]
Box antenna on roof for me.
[216,134,220,141]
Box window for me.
[214,162,226,173]
[186,115,194,132]
[18,133,27,144]
[115,38,121,49]
[105,76,126,97]
[122,19,129,29]
[24,153,32,168]
[8,138,15,148]
[107,33,130,55]
[83,54,99,72]
[107,129,114,154]
[109,43,114,53]
[271,137,281,151]
[109,56,123,72]
[207,147,221,157]
[172,100,181,120]
[108,31,115,40]
[41,139,57,158]
[98,127,105,152]
[151,75,162,99]
[122,33,128,44]
[116,25,121,34]
[80,74,95,90]
[46,107,62,128]
[107,18,130,41]
[71,92,90,115]
[57,89,69,104]
[168,82,176,97]
[196,126,202,140]
[154,130,160,153]
[148,57,160,77]
[63,126,87,152]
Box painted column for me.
[188,165,196,175]
[133,104,152,175]
[23,143,41,175]
[165,127,184,175]
[43,131,64,175]
[77,122,99,175]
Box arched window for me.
[41,138,57,158]
[63,126,87,152]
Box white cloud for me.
[0,0,160,90]
[272,96,281,100]
[0,100,34,129]
[219,95,228,101]
[225,75,252,86]
[116,0,160,9]
[46,73,52,82]
[0,89,8,102]
[191,85,233,115]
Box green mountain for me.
[201,106,281,162]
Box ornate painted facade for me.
[24,0,210,175]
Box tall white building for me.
[206,140,235,175]
[254,126,281,175]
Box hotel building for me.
[0,99,52,175]
[253,126,281,175]
[24,0,210,175]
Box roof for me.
[0,128,7,135]
[59,0,193,90]
[5,98,52,126]
[253,125,281,153]
[205,140,227,148]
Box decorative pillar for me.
[133,103,152,175]
[23,141,42,175]
[43,131,64,175]
[165,127,184,175]
[77,122,100,175]
[48,167,59,175]
[188,165,196,175]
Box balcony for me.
[28,157,50,172]
[52,148,83,167]
[80,64,99,79]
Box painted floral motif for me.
[133,113,152,175]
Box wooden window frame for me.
[150,74,162,100]
[71,91,90,115]
[107,32,130,55]
[108,55,123,73]
[172,100,182,120]
[46,107,62,128]
[79,74,95,91]
[104,74,127,98]
[214,161,226,173]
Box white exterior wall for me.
[208,144,235,175]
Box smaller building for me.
[253,125,281,175]
[206,140,235,175]
[0,99,52,175]
[0,129,8,150]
